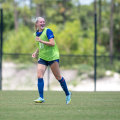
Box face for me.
[37,18,45,30]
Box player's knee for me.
[37,70,44,78]
[37,74,43,78]
[37,72,43,78]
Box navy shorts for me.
[38,58,59,66]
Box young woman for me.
[32,17,71,104]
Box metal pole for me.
[0,8,3,90]
[47,66,50,90]
[94,0,97,91]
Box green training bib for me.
[36,28,59,61]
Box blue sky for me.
[80,0,94,5]
[16,0,95,7]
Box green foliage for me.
[3,19,106,64]
[55,20,81,54]
[70,79,78,87]
[113,15,120,54]
[2,0,120,63]
[113,61,120,73]
[3,26,36,53]
[2,2,14,31]
[77,64,106,79]
[48,20,106,55]
[78,64,93,75]
[88,68,106,79]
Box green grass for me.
[0,91,120,120]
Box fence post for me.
[0,8,3,90]
[94,0,97,91]
[47,66,50,90]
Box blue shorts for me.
[38,58,59,66]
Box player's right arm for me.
[32,48,39,58]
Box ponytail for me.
[35,22,38,31]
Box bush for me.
[88,68,106,79]
[78,64,93,75]
[3,26,36,62]
[3,26,36,54]
[113,60,120,73]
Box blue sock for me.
[38,78,44,99]
[58,77,69,96]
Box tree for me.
[36,3,44,17]
[99,0,102,25]
[109,0,114,63]
[14,0,18,30]
[33,0,45,17]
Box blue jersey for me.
[36,29,54,39]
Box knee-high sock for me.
[58,77,69,96]
[38,78,44,99]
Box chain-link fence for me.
[2,54,120,91]
[1,0,120,91]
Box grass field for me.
[0,91,120,120]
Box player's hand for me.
[36,37,42,42]
[32,52,37,58]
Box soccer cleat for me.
[34,97,45,103]
[66,92,71,104]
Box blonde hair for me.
[35,17,45,31]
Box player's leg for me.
[37,64,47,98]
[50,61,71,104]
[34,63,47,103]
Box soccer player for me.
[32,17,71,104]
